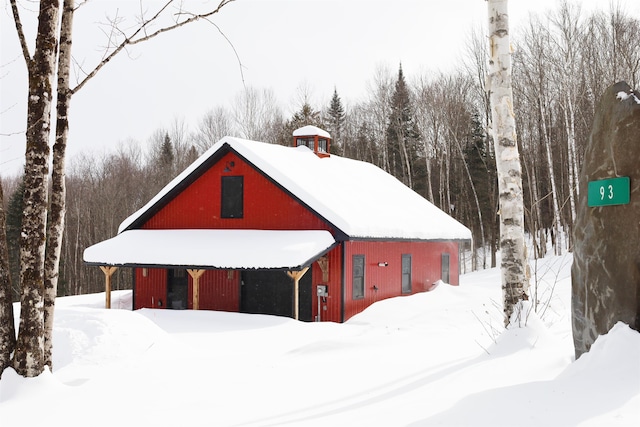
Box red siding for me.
[342,240,460,322]
[310,245,342,323]
[134,268,167,310]
[135,268,241,312]
[131,150,464,323]
[143,152,332,232]
[187,270,240,312]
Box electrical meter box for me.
[316,284,328,297]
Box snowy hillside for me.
[1,253,639,426]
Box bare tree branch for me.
[70,0,236,95]
[9,0,33,67]
[202,16,246,88]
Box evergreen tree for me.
[280,102,324,146]
[159,132,175,170]
[327,88,345,155]
[464,112,498,268]
[386,64,421,188]
[150,132,175,189]
[291,103,322,127]
[186,145,199,165]
[466,113,495,219]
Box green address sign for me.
[588,177,630,207]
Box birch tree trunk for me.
[5,0,235,378]
[11,0,61,378]
[539,99,563,255]
[0,184,16,376]
[451,132,485,271]
[564,99,579,222]
[487,0,530,325]
[44,0,74,369]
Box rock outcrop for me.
[572,81,640,359]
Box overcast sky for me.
[1,0,638,177]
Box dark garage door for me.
[240,270,312,321]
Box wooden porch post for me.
[287,266,309,321]
[100,266,118,309]
[187,269,205,310]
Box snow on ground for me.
[1,253,639,426]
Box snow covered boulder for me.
[571,81,640,359]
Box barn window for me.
[352,255,365,299]
[401,254,412,293]
[221,176,243,218]
[441,253,450,283]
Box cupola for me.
[293,125,331,158]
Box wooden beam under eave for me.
[317,256,329,282]
[100,266,118,309]
[187,269,205,310]
[287,266,309,321]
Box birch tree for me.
[0,183,16,376]
[4,0,235,378]
[194,106,234,153]
[232,87,283,143]
[486,0,529,325]
[549,1,583,234]
[43,0,74,370]
[367,64,394,172]
[414,75,439,204]
[10,0,61,378]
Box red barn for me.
[85,126,472,322]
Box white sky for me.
[1,0,638,177]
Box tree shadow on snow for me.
[235,355,483,427]
[410,369,638,426]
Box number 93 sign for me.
[588,177,630,207]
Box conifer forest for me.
[2,3,639,300]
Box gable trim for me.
[225,145,349,241]
[121,143,349,241]
[122,144,232,231]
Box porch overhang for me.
[83,229,336,270]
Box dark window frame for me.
[318,138,328,153]
[401,254,412,294]
[221,175,244,219]
[352,255,365,300]
[296,137,314,150]
[441,253,450,283]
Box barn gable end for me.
[85,127,472,323]
[140,149,336,233]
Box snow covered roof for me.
[292,125,331,138]
[118,136,472,241]
[84,229,335,269]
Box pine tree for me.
[327,88,345,154]
[387,64,421,188]
[464,112,498,269]
[292,103,322,127]
[280,102,324,145]
[150,132,176,189]
[159,132,175,170]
